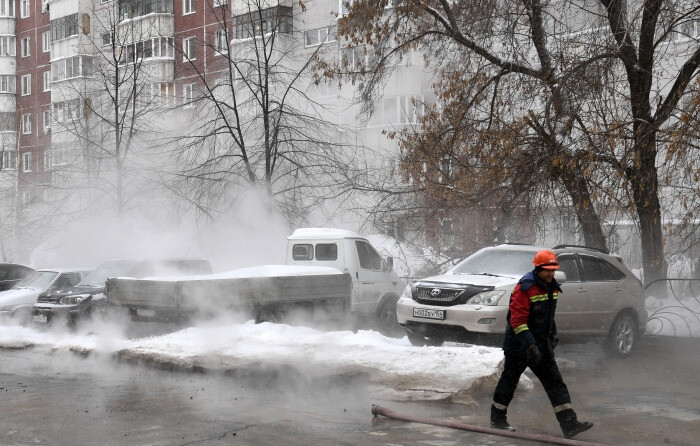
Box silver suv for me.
[396,244,647,357]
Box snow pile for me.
[0,321,511,402]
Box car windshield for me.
[13,271,59,290]
[449,248,538,277]
[78,261,139,287]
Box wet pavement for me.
[1,334,698,445]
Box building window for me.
[45,145,73,168]
[1,150,15,169]
[42,30,50,52]
[51,55,94,81]
[21,74,31,95]
[0,111,15,131]
[0,0,16,18]
[43,71,50,91]
[119,37,174,64]
[22,114,31,134]
[20,0,29,18]
[43,109,50,133]
[233,6,293,40]
[213,0,226,6]
[183,83,195,107]
[22,152,31,172]
[50,13,79,41]
[119,0,173,21]
[0,35,15,56]
[214,29,228,55]
[21,36,30,57]
[340,0,353,16]
[183,0,194,15]
[183,36,196,61]
[0,74,15,93]
[305,26,336,47]
[101,33,111,46]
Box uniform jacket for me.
[502,270,562,358]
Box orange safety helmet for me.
[533,249,560,270]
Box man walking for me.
[490,249,593,439]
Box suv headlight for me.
[401,284,412,299]
[60,294,90,305]
[465,290,506,306]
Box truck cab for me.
[286,228,404,328]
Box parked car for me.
[396,244,647,357]
[32,258,212,327]
[0,269,87,325]
[0,263,35,292]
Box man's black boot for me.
[556,409,593,439]
[490,405,515,431]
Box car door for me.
[556,253,592,333]
[578,253,627,335]
[354,240,388,313]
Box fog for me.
[28,188,291,273]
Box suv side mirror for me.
[384,256,393,272]
[554,270,567,284]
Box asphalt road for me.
[1,334,698,446]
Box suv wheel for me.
[604,313,637,358]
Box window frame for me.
[21,74,31,95]
[20,0,29,18]
[42,30,50,52]
[21,36,30,57]
[22,151,31,172]
[183,36,196,61]
[183,0,194,15]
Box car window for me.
[55,273,81,288]
[450,248,537,276]
[315,243,338,261]
[367,243,384,271]
[292,244,313,261]
[579,254,626,281]
[14,271,59,289]
[355,240,383,271]
[557,254,580,282]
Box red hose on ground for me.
[371,405,608,446]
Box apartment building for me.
[0,0,432,261]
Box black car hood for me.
[37,285,105,303]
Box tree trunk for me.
[559,164,608,251]
[629,124,666,285]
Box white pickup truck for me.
[106,228,405,332]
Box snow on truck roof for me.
[288,228,361,240]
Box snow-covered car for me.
[32,259,212,327]
[0,269,86,325]
[0,263,35,292]
[396,244,648,357]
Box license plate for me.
[33,314,48,323]
[136,309,156,317]
[413,308,445,320]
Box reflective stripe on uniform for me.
[529,292,558,303]
[492,401,508,411]
[514,324,529,334]
[553,403,573,413]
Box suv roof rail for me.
[551,244,610,255]
[497,242,538,246]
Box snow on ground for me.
[1,289,696,403]
[0,320,516,402]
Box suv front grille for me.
[412,282,495,306]
[417,287,463,302]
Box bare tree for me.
[166,0,363,226]
[324,0,700,283]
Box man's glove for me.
[526,345,542,367]
[550,335,560,350]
